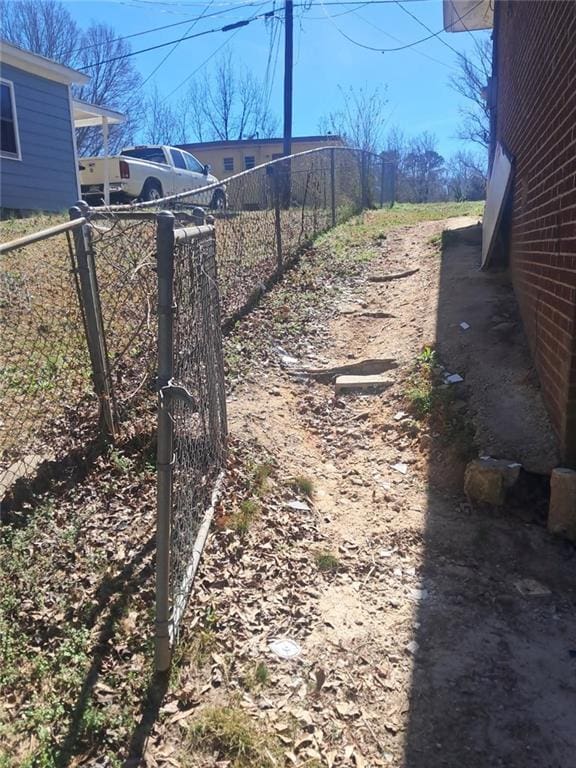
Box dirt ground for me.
[208,215,576,767]
[4,208,575,768]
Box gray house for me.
[0,40,123,213]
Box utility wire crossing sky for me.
[65,0,491,157]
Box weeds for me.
[242,661,271,692]
[252,462,274,494]
[230,499,261,536]
[405,346,476,460]
[187,705,279,768]
[109,447,134,474]
[315,551,340,572]
[254,662,270,686]
[289,475,315,497]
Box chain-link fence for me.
[155,214,227,669]
[1,145,394,664]
[0,218,110,503]
[109,146,394,325]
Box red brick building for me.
[448,0,576,466]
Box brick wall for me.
[495,0,576,465]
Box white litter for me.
[460,322,471,330]
[394,411,407,421]
[445,373,464,384]
[280,355,299,366]
[409,588,428,601]
[405,640,419,655]
[286,500,310,511]
[269,638,302,659]
[379,548,395,558]
[391,462,408,475]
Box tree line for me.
[0,0,276,155]
[1,0,491,203]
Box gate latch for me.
[157,377,197,409]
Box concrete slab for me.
[335,375,393,394]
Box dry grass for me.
[186,705,280,768]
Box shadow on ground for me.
[403,226,576,767]
[52,535,159,768]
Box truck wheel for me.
[210,189,227,211]
[141,179,162,202]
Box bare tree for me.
[0,0,80,62]
[1,0,142,156]
[187,52,277,142]
[446,150,486,201]
[320,85,388,152]
[74,24,143,155]
[450,37,492,150]
[143,86,191,145]
[401,132,446,203]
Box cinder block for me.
[464,458,521,506]
[548,467,576,542]
[334,375,393,394]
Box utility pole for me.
[283,0,293,158]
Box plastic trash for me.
[269,638,302,659]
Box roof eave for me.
[0,39,90,85]
[443,0,493,32]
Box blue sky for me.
[64,0,490,159]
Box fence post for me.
[155,210,176,672]
[330,148,336,227]
[380,157,385,208]
[272,166,283,269]
[360,151,368,209]
[69,204,115,438]
[191,206,205,226]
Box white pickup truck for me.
[79,145,226,208]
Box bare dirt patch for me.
[181,211,576,767]
[3,204,574,768]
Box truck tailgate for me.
[79,157,123,187]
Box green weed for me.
[252,462,274,494]
[288,475,315,497]
[315,551,340,572]
[109,447,134,474]
[254,662,270,686]
[230,499,260,535]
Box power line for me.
[78,7,279,70]
[67,1,267,58]
[121,0,431,7]
[393,0,485,73]
[161,6,266,100]
[70,0,432,60]
[140,0,216,86]
[263,8,283,116]
[352,9,458,70]
[76,0,484,73]
[317,0,485,53]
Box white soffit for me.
[73,100,125,127]
[443,0,494,32]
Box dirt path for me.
[223,216,576,767]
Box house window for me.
[223,157,234,172]
[244,155,255,170]
[1,80,21,160]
